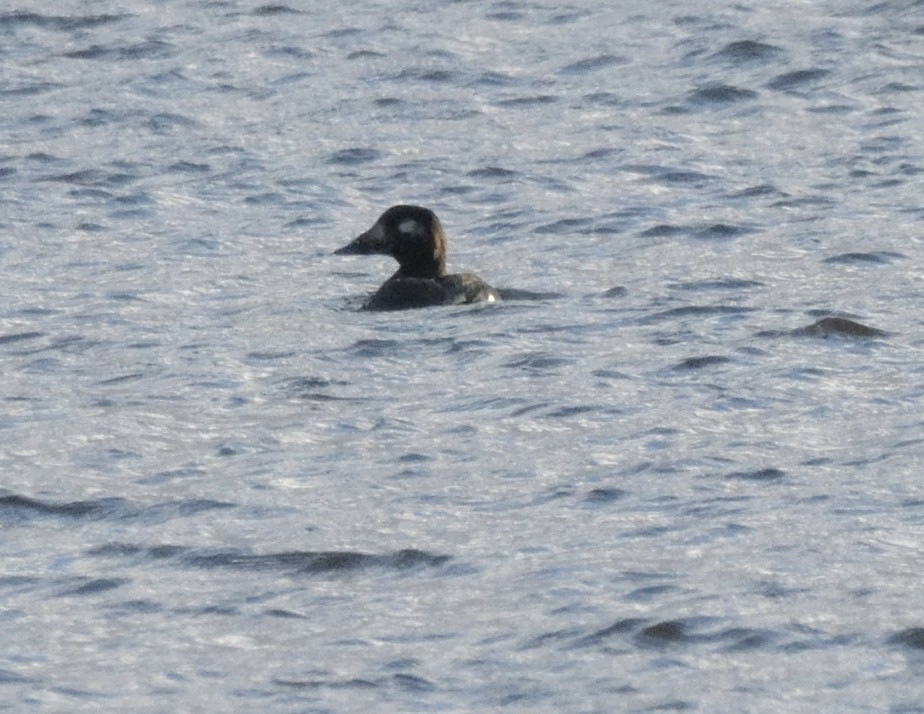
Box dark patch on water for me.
[584,488,627,504]
[0,331,44,345]
[505,352,572,371]
[560,54,627,74]
[582,147,622,160]
[766,68,830,91]
[347,49,385,60]
[57,577,130,597]
[641,305,755,324]
[601,286,628,298]
[274,676,379,690]
[823,251,904,265]
[486,10,523,21]
[573,618,649,648]
[544,405,598,418]
[711,40,783,63]
[63,40,175,61]
[692,223,756,240]
[624,584,677,602]
[467,166,519,179]
[346,339,401,358]
[180,548,449,575]
[252,5,301,15]
[729,183,782,198]
[90,543,186,559]
[0,83,60,98]
[0,493,125,520]
[392,673,435,692]
[674,355,731,370]
[393,68,457,83]
[535,217,592,234]
[583,91,625,106]
[771,194,836,209]
[495,95,557,107]
[0,12,125,31]
[636,620,690,646]
[472,71,516,87]
[792,317,888,338]
[641,224,686,238]
[725,468,786,481]
[668,278,763,291]
[889,628,924,650]
[40,169,107,185]
[720,628,775,652]
[92,542,448,574]
[652,170,714,185]
[109,600,164,615]
[140,500,235,520]
[398,452,432,463]
[248,350,298,361]
[327,148,381,165]
[97,372,145,386]
[688,84,758,104]
[633,619,772,652]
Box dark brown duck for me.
[335,205,499,311]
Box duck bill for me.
[334,224,387,255]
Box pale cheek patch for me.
[398,219,418,235]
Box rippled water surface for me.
[3,1,924,711]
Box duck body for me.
[334,205,499,311]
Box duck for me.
[334,205,500,311]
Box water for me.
[2,1,924,711]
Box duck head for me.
[335,204,447,279]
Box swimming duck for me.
[334,205,499,311]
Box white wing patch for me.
[398,219,418,235]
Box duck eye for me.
[398,219,418,236]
